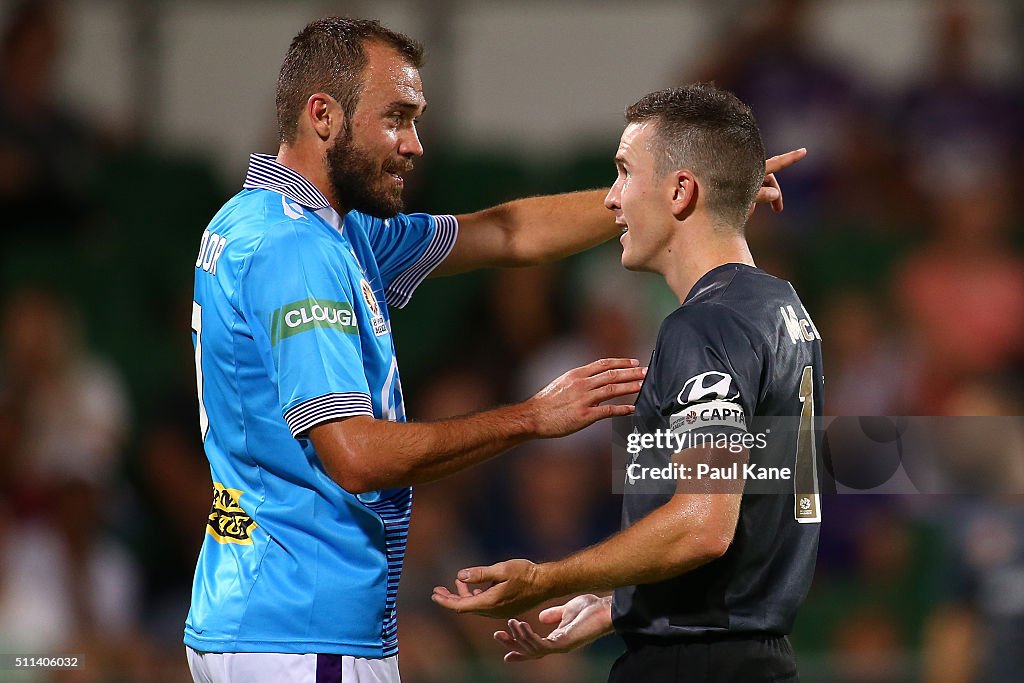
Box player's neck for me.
[276,144,350,215]
[662,231,755,304]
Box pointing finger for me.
[765,148,806,175]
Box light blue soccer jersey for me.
[185,154,457,657]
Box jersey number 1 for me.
[794,365,820,523]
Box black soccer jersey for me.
[613,263,824,640]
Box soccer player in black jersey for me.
[433,84,824,682]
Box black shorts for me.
[608,635,798,683]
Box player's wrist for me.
[531,561,567,600]
[598,595,614,627]
[506,399,543,439]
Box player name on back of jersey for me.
[195,229,228,275]
[779,304,821,344]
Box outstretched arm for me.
[310,359,645,493]
[434,188,615,276]
[432,446,748,618]
[432,150,806,276]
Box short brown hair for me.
[275,17,424,144]
[626,84,765,230]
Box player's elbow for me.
[460,205,549,268]
[505,234,546,267]
[670,530,733,569]
[324,452,378,494]
[309,421,382,494]
[325,456,378,493]
[694,512,739,563]
[335,473,374,495]
[507,222,562,266]
[654,536,729,581]
[696,533,733,563]
[494,207,548,267]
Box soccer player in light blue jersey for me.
[186,17,799,683]
[184,17,649,683]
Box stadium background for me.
[1,0,1022,681]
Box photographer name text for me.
[626,462,791,481]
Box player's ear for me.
[306,93,340,142]
[670,169,697,219]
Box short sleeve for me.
[650,304,765,438]
[364,213,458,308]
[239,224,374,438]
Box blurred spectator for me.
[830,608,910,683]
[0,286,144,679]
[820,290,912,416]
[0,0,100,238]
[0,485,146,682]
[922,496,1024,683]
[894,2,1024,202]
[516,245,659,445]
[794,117,922,315]
[489,440,610,562]
[928,378,1024,495]
[490,265,560,369]
[695,0,872,224]
[794,499,936,682]
[892,175,1024,414]
[909,380,1024,683]
[888,3,1024,416]
[0,288,129,511]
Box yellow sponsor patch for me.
[207,482,258,545]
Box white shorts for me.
[186,647,400,683]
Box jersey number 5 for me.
[192,301,210,440]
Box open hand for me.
[524,358,646,438]
[431,559,550,619]
[494,594,613,662]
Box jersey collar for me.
[242,153,332,211]
[684,263,758,303]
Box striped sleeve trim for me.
[283,392,373,438]
[384,214,459,309]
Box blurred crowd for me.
[0,0,1021,681]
